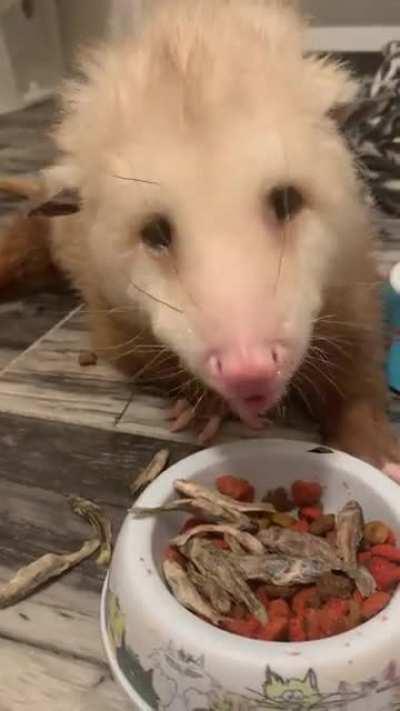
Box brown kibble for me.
[271,512,298,528]
[309,514,335,537]
[263,584,299,599]
[264,487,294,513]
[79,350,98,367]
[316,572,354,601]
[364,521,390,546]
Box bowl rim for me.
[105,438,400,684]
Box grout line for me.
[0,305,82,379]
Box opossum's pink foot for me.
[383,462,400,484]
[166,397,228,444]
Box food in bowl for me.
[102,440,400,711]
[133,474,400,643]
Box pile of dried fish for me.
[131,475,400,642]
[0,448,170,609]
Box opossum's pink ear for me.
[306,56,359,125]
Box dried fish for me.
[130,449,170,497]
[235,553,331,586]
[173,525,264,554]
[163,558,221,625]
[336,500,364,568]
[258,526,341,569]
[187,563,232,615]
[185,538,268,624]
[174,480,275,515]
[0,539,100,609]
[224,534,245,555]
[131,497,251,527]
[346,565,377,598]
[70,496,112,567]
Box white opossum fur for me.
[0,0,399,469]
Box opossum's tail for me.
[0,168,79,297]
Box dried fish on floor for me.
[187,563,232,615]
[0,496,112,608]
[130,448,170,498]
[0,539,100,609]
[336,500,364,568]
[235,553,332,586]
[70,496,112,567]
[173,524,264,554]
[258,526,341,569]
[174,480,275,515]
[185,538,268,624]
[163,558,221,625]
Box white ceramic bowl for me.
[101,439,400,710]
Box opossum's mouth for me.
[226,387,283,428]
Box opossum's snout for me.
[206,343,286,425]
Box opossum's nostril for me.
[207,343,285,386]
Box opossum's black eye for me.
[140,214,173,250]
[269,186,304,222]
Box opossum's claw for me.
[166,395,228,443]
[197,415,224,445]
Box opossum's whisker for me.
[128,279,184,314]
[106,343,169,363]
[111,174,160,186]
[304,357,344,399]
[291,379,315,415]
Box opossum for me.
[1,0,399,474]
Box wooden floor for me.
[0,62,399,708]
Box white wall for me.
[302,0,400,27]
[56,0,400,63]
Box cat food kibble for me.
[134,474,399,643]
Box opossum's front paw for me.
[166,396,229,445]
[326,399,400,481]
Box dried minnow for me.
[132,497,252,529]
[129,449,170,498]
[0,539,100,609]
[185,538,268,624]
[173,525,264,554]
[258,526,341,569]
[336,500,364,568]
[131,498,194,516]
[163,558,221,625]
[346,565,376,598]
[224,534,245,555]
[174,480,275,515]
[235,554,331,586]
[187,563,232,615]
[70,496,112,567]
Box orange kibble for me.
[361,592,391,620]
[257,617,289,641]
[268,599,291,619]
[291,520,309,533]
[216,475,255,502]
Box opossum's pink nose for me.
[207,344,285,420]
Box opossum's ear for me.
[307,56,359,127]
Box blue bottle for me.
[383,264,400,395]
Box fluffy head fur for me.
[52,0,371,422]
